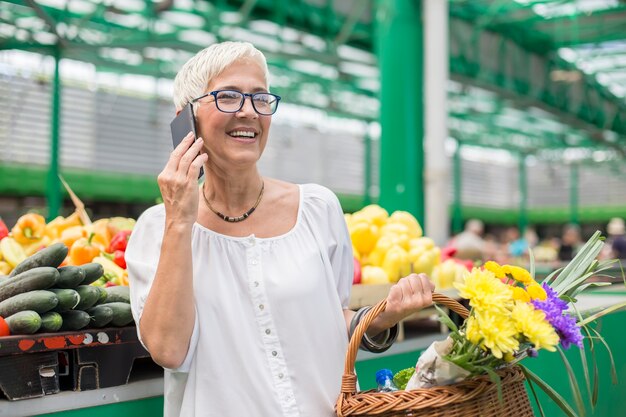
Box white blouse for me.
[127,184,354,417]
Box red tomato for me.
[353,257,362,285]
[0,317,10,337]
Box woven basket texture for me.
[335,294,534,417]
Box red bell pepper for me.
[0,218,8,241]
[112,250,127,269]
[0,317,9,337]
[108,230,132,253]
[353,257,362,285]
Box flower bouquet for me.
[401,230,625,417]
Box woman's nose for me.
[236,96,258,118]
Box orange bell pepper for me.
[12,213,46,244]
[69,233,101,265]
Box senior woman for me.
[126,41,434,417]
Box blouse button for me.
[251,259,258,265]
[254,281,259,287]
[278,373,284,379]
[272,351,277,356]
[265,329,271,335]
[259,304,265,310]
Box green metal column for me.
[518,154,528,234]
[570,163,579,225]
[363,129,372,206]
[375,0,424,221]
[46,44,62,220]
[452,143,463,234]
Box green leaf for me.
[573,305,594,409]
[551,232,603,290]
[557,346,585,417]
[478,366,502,404]
[588,326,618,384]
[434,304,458,333]
[525,372,547,417]
[520,365,579,417]
[577,302,626,327]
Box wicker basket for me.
[335,293,535,417]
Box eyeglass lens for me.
[215,91,279,115]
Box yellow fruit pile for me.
[430,259,470,290]
[345,205,441,285]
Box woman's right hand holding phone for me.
[157,131,208,226]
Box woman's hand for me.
[375,273,435,331]
[157,132,208,225]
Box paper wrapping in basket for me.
[405,337,470,390]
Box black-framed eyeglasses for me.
[191,90,281,116]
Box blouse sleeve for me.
[305,184,354,309]
[126,204,198,373]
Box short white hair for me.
[172,41,269,111]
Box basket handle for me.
[340,293,469,394]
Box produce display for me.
[345,204,470,289]
[0,212,135,336]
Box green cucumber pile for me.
[0,243,133,336]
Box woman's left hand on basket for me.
[375,273,435,330]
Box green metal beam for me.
[46,44,61,220]
[376,0,424,221]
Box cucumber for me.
[0,267,59,302]
[85,305,114,328]
[0,290,58,317]
[55,266,86,289]
[103,286,130,304]
[95,286,108,305]
[50,288,80,312]
[74,285,100,310]
[9,243,68,277]
[5,310,42,335]
[60,310,90,330]
[79,263,104,285]
[105,302,134,326]
[40,311,63,332]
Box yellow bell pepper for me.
[22,236,51,256]
[388,211,423,238]
[382,245,410,283]
[367,235,395,266]
[87,219,112,250]
[0,261,12,275]
[44,211,83,240]
[357,205,389,227]
[412,249,440,276]
[431,259,469,289]
[361,265,389,285]
[349,221,379,256]
[60,225,87,249]
[409,237,435,250]
[0,237,27,268]
[92,255,127,285]
[12,213,46,244]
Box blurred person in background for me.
[558,224,582,262]
[449,219,485,261]
[605,217,626,259]
[508,226,538,260]
[125,41,434,417]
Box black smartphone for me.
[170,102,204,178]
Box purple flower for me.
[532,283,584,349]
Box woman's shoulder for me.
[137,204,166,224]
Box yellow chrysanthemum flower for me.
[511,302,559,351]
[483,261,506,279]
[466,312,519,359]
[502,265,534,285]
[455,268,514,314]
[512,286,531,303]
[526,283,547,301]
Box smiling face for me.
[194,58,271,171]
